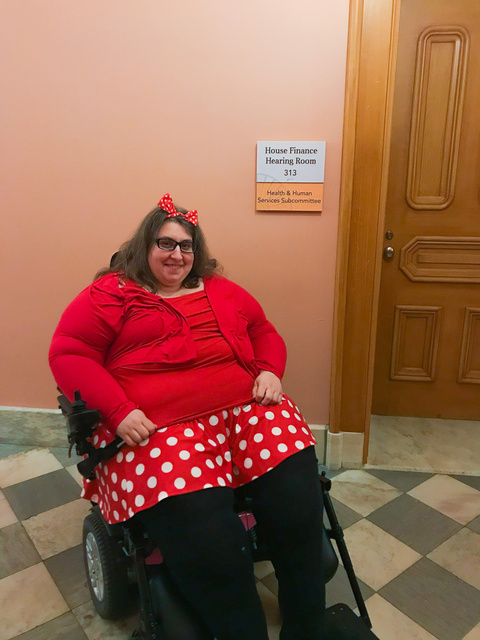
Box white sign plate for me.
[256,141,325,183]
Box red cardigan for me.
[49,274,287,433]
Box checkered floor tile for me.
[1,445,480,640]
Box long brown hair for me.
[95,204,220,291]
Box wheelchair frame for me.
[59,390,379,640]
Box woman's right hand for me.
[116,409,157,447]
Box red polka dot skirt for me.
[82,395,316,524]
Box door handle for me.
[383,246,395,260]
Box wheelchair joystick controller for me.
[58,389,124,480]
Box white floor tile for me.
[428,528,480,590]
[0,491,17,528]
[463,621,480,640]
[0,448,62,488]
[365,594,437,640]
[72,600,138,640]
[408,475,480,525]
[0,563,68,640]
[330,470,401,516]
[343,520,421,591]
[22,498,91,559]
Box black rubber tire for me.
[83,509,130,620]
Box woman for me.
[49,194,326,640]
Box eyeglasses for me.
[155,237,195,253]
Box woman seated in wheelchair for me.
[49,193,326,640]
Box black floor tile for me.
[468,515,480,535]
[0,522,41,578]
[12,612,88,640]
[367,494,462,555]
[326,565,374,612]
[3,469,81,520]
[451,475,480,491]
[0,444,36,459]
[324,497,363,531]
[319,467,348,480]
[44,544,90,609]
[364,469,433,492]
[379,558,480,640]
[49,446,83,468]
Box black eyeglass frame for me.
[154,237,196,254]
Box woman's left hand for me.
[252,370,283,406]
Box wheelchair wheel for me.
[83,509,130,620]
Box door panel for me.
[372,0,480,419]
[406,26,469,210]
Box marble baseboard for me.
[309,424,327,464]
[325,430,364,469]
[0,408,66,448]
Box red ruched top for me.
[113,290,255,427]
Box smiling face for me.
[148,221,195,294]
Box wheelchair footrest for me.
[322,604,380,639]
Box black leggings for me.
[135,446,325,640]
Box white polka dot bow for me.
[157,193,198,226]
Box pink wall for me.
[0,0,349,424]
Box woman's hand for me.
[116,409,157,447]
[252,370,283,406]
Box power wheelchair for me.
[59,390,380,640]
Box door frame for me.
[330,0,402,462]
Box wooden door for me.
[372,0,480,420]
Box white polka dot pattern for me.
[82,394,315,524]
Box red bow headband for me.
[157,193,198,226]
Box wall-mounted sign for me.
[256,141,325,212]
